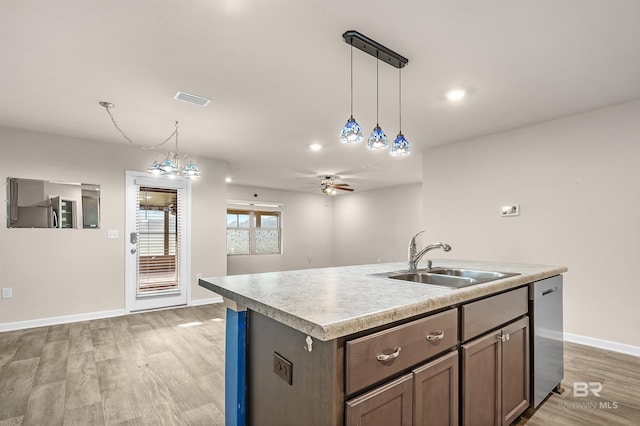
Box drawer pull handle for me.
[376,347,401,362]
[426,331,445,341]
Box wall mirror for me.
[6,177,100,229]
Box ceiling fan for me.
[319,176,354,195]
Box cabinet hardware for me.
[376,347,401,362]
[426,331,445,341]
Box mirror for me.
[6,177,100,229]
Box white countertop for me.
[199,259,567,341]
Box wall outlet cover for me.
[2,288,12,299]
[273,352,292,385]
[501,205,520,217]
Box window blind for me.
[136,186,181,295]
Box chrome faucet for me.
[408,230,452,271]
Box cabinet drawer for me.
[346,308,457,395]
[461,286,527,341]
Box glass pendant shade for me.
[390,133,411,156]
[340,116,364,144]
[367,125,388,150]
[147,160,162,175]
[182,161,201,177]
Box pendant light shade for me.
[340,116,364,144]
[390,133,410,156]
[340,45,364,144]
[390,67,411,156]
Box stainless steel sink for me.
[427,268,517,281]
[381,268,519,289]
[387,272,476,288]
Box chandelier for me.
[99,101,201,178]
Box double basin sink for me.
[377,268,519,289]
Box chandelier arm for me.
[102,104,177,150]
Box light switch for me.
[107,229,119,239]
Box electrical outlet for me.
[107,229,119,239]
[2,288,12,299]
[273,352,292,385]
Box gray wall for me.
[422,100,640,348]
[332,183,423,267]
[226,185,334,275]
[0,126,227,325]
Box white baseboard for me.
[564,332,640,357]
[0,309,126,333]
[0,298,224,333]
[191,296,223,306]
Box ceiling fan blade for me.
[333,183,351,187]
[334,186,354,192]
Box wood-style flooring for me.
[0,303,226,426]
[1,304,638,425]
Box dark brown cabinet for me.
[461,316,529,426]
[346,350,459,426]
[413,350,459,426]
[346,373,413,426]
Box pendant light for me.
[340,45,364,144]
[367,53,388,150]
[390,67,411,156]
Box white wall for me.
[0,126,227,325]
[332,183,423,267]
[422,100,640,348]
[226,185,334,275]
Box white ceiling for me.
[2,1,640,193]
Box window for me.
[227,202,282,255]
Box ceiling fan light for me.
[367,125,388,150]
[340,116,364,144]
[390,133,411,156]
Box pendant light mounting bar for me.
[342,31,408,69]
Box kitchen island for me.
[199,259,567,426]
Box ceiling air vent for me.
[174,91,211,107]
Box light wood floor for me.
[0,304,227,426]
[1,305,639,425]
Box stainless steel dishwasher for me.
[529,275,564,408]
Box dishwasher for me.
[529,275,564,408]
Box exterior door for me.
[125,171,191,312]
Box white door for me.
[125,171,191,312]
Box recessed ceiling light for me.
[174,91,211,107]
[309,143,322,151]
[446,89,466,101]
[225,177,232,183]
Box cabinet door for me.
[501,316,529,425]
[413,350,459,426]
[462,330,501,426]
[345,373,413,426]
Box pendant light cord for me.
[398,68,402,132]
[350,45,354,116]
[376,52,379,125]
[101,102,177,150]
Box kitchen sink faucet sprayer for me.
[408,230,452,271]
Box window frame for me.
[226,201,283,256]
